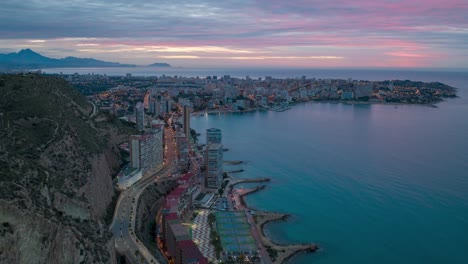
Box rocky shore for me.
[255,211,318,263]
[232,183,318,263]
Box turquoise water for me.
[191,71,468,264]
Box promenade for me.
[192,210,217,262]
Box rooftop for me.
[165,212,178,221]
[176,240,208,264]
[169,223,190,240]
[168,186,188,199]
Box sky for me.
[1,0,467,69]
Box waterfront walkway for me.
[192,210,217,262]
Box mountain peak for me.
[19,48,34,52]
[0,49,136,68]
[18,48,39,55]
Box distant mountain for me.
[0,49,136,69]
[148,62,171,67]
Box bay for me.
[189,70,468,264]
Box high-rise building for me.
[183,105,190,141]
[148,97,155,114]
[206,128,222,144]
[166,99,172,113]
[176,132,189,170]
[130,136,141,170]
[154,100,161,116]
[160,97,172,114]
[135,102,145,131]
[206,143,223,189]
[130,127,164,174]
[148,96,162,116]
[143,91,150,109]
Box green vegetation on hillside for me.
[0,73,133,263]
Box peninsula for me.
[55,72,458,107]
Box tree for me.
[208,213,216,225]
[190,128,199,143]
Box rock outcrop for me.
[0,74,134,263]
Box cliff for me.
[0,74,134,263]
[134,180,177,263]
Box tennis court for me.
[215,211,257,255]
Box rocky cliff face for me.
[0,74,133,263]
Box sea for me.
[51,67,468,263]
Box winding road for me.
[110,120,177,264]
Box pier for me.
[226,169,244,173]
[224,160,244,165]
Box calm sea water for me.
[50,67,468,263]
[188,70,468,264]
[42,66,465,80]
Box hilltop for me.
[0,74,135,263]
[0,49,136,69]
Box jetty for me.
[236,186,266,207]
[224,160,243,165]
[226,169,244,173]
[255,211,319,263]
[228,177,270,190]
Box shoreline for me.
[193,98,446,117]
[193,107,263,116]
[306,99,441,108]
[231,182,318,263]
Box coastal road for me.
[110,122,177,264]
[246,211,272,264]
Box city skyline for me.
[1,0,467,69]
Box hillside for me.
[0,49,136,69]
[0,74,135,263]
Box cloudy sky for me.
[1,0,467,68]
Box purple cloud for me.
[0,0,467,68]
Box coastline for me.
[231,180,318,263]
[193,99,445,117]
[192,107,263,116]
[307,99,441,108]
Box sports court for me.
[215,211,257,255]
